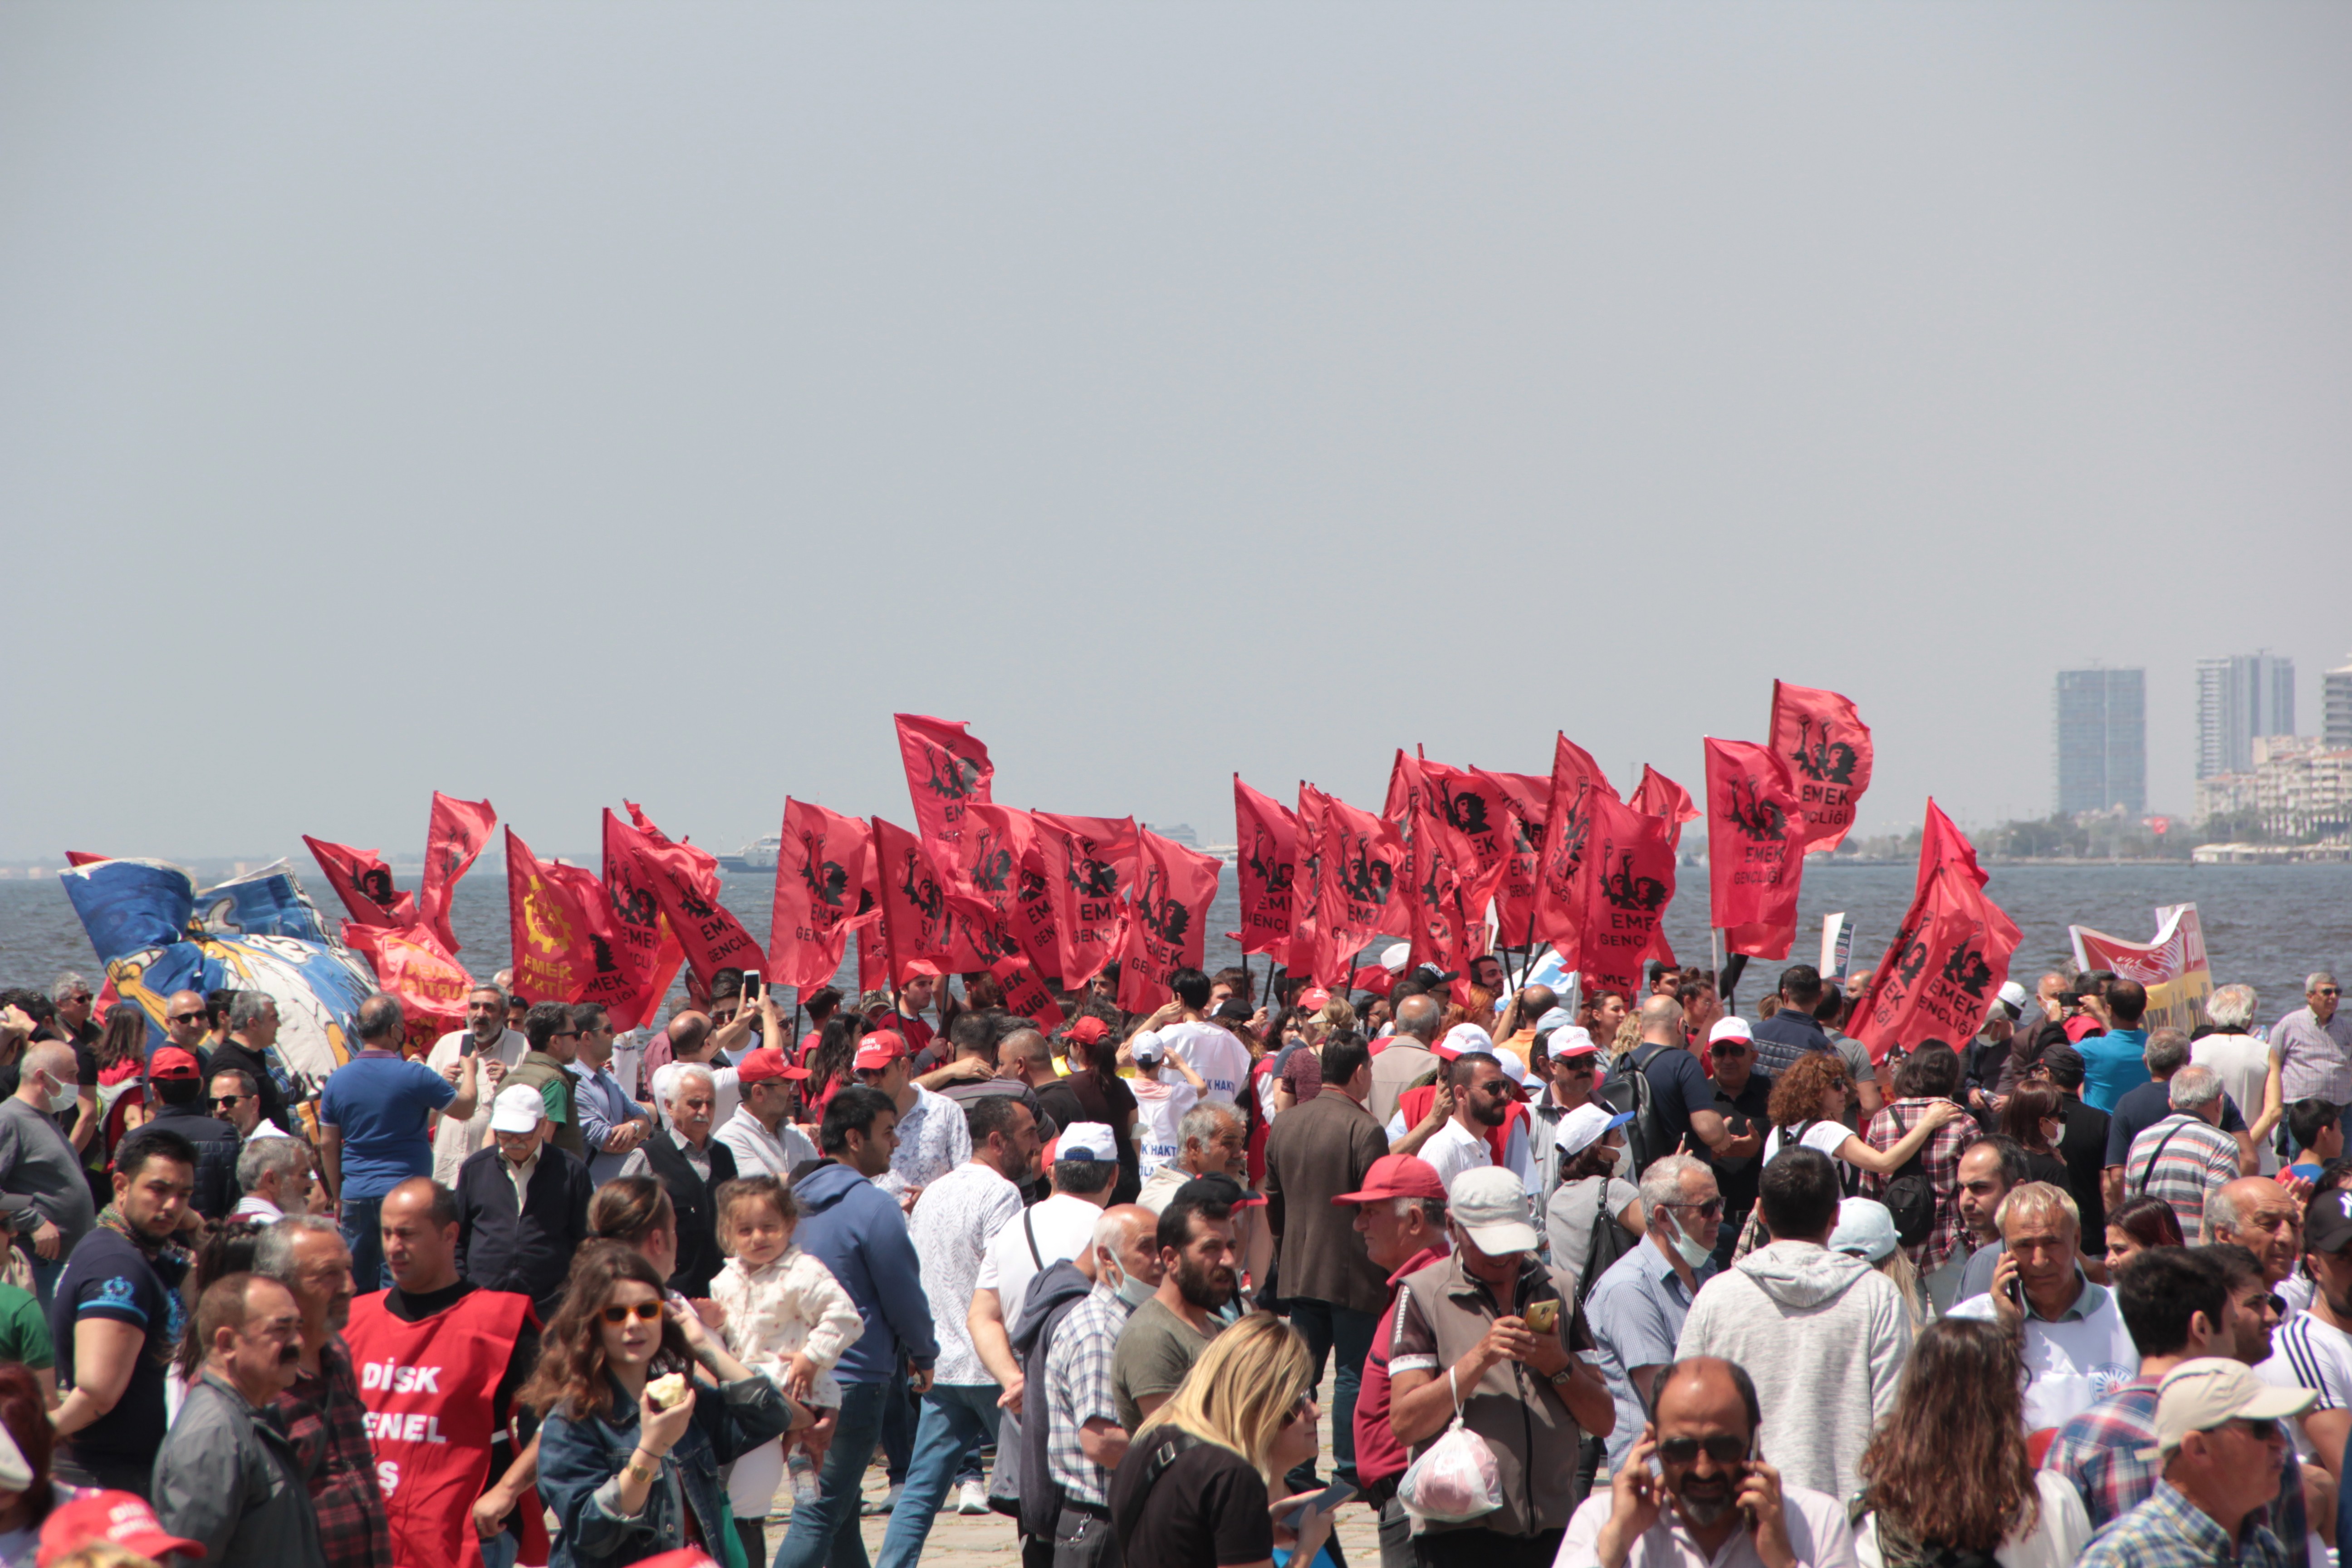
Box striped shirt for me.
[2255,1311,2352,1461]
[2121,1114,2239,1242]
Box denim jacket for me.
[537,1367,796,1568]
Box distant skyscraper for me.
[2327,656,2352,750]
[2054,667,2146,817]
[2195,652,2295,779]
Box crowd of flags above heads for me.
[284,685,2024,1067]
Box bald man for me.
[1371,994,1446,1123]
[160,990,211,1063]
[2209,1177,2303,1291]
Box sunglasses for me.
[1664,1197,1726,1220]
[2209,1417,2281,1444]
[600,1301,665,1326]
[67,995,92,1005]
[1656,1435,1749,1465]
[2318,989,2342,998]
[1710,1044,1749,1057]
[168,1013,208,1025]
[211,1094,247,1109]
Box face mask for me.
[44,1078,76,1115]
[1107,1260,1156,1310]
[1665,1212,1714,1272]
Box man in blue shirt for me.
[1584,1153,1720,1474]
[1633,998,1760,1179]
[318,995,478,1290]
[566,1002,651,1184]
[2081,980,2155,1113]
[1748,965,1832,1080]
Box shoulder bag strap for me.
[1022,1207,1043,1269]
[2130,1123,2189,1196]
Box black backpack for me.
[1598,1042,1674,1177]
[1879,1106,1945,1247]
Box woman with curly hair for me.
[1853,1318,2091,1566]
[1764,1052,1964,1179]
[529,1243,808,1568]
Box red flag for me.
[872,816,955,984]
[625,800,724,897]
[894,714,994,867]
[1117,831,1224,1012]
[599,811,684,1030]
[992,955,1067,1034]
[607,807,764,985]
[64,851,108,867]
[1573,794,1678,998]
[342,921,475,1049]
[1704,738,1807,959]
[1230,779,1298,960]
[1035,813,1139,986]
[1532,735,1618,966]
[769,800,874,993]
[505,829,646,1011]
[1629,766,1700,851]
[303,837,419,929]
[854,848,890,998]
[1848,804,2020,1064]
[1386,755,1479,999]
[420,794,496,954]
[1286,786,1338,984]
[1769,681,1874,853]
[1916,798,1989,898]
[1312,791,1411,985]
[1467,769,1549,946]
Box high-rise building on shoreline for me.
[2196,653,2294,780]
[2327,655,2352,751]
[2055,667,2146,816]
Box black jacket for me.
[203,1039,289,1138]
[454,1143,594,1317]
[640,1132,736,1298]
[147,1102,243,1221]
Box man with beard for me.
[255,1215,391,1568]
[1563,1357,1852,1568]
[1953,1137,2032,1301]
[152,1273,325,1566]
[425,985,524,1188]
[1421,1051,1515,1192]
[1110,1186,1238,1430]
[49,1127,198,1494]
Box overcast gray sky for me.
[5,3,2347,864]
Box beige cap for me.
[2136,1357,2314,1460]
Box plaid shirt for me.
[2123,1115,2241,1244]
[2079,1478,2291,1568]
[2044,1377,2310,1555]
[1864,1097,1976,1273]
[275,1337,394,1568]
[1042,1279,1131,1507]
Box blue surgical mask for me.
[1665,1211,1713,1272]
[1109,1261,1156,1310]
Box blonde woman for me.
[1107,1313,1339,1568]
[1832,1196,1929,1329]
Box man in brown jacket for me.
[1264,1033,1391,1490]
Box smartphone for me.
[1284,1481,1355,1527]
[2004,1273,2025,1312]
[743,972,764,1004]
[460,1032,478,1058]
[1523,1298,1560,1336]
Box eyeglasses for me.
[2206,1417,2282,1444]
[1664,1197,1726,1220]
[1710,1044,1748,1058]
[168,1013,207,1025]
[66,995,92,1006]
[599,1301,665,1325]
[1284,1392,1315,1425]
[1656,1435,1749,1465]
[211,1095,247,1109]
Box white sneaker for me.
[957,1479,990,1515]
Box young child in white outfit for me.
[707,1175,864,1563]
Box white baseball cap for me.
[1556,1102,1634,1159]
[490,1083,547,1133]
[1052,1121,1117,1164]
[1438,1022,1494,1060]
[2137,1358,2313,1460]
[1381,942,1412,973]
[1709,1016,1754,1046]
[1830,1197,1899,1264]
[1447,1166,1540,1255]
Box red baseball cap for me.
[1062,1016,1109,1048]
[39,1491,206,1566]
[854,1031,908,1072]
[1297,987,1332,1010]
[737,1046,810,1084]
[148,1046,203,1082]
[1332,1153,1448,1206]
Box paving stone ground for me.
[748,1362,1380,1567]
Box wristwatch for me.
[1548,1365,1578,1387]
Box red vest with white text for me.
[345,1286,544,1568]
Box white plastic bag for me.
[1396,1367,1503,1524]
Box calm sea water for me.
[5,861,2347,1026]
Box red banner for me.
[1848,805,2020,1064]
[304,837,419,929]
[1704,738,1807,959]
[1470,769,1549,946]
[939,803,1033,973]
[1231,779,1298,960]
[1314,791,1412,984]
[1573,793,1678,998]
[599,812,684,1030]
[505,829,651,1014]
[419,793,495,954]
[768,799,873,993]
[1117,831,1224,1012]
[1629,765,1700,851]
[1916,798,1989,899]
[872,816,954,984]
[1769,681,1874,853]
[1035,812,1138,986]
[606,807,764,985]
[992,955,1067,1034]
[1532,735,1618,965]
[854,848,889,998]
[894,713,994,867]
[1387,754,1479,998]
[342,921,475,1048]
[1287,786,1335,984]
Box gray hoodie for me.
[1671,1239,1912,1504]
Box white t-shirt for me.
[974,1191,1103,1332]
[1950,1284,2140,1431]
[1856,1472,2091,1568]
[1140,1021,1251,1106]
[2256,1311,2352,1459]
[2192,1032,2279,1173]
[1422,1119,1496,1196]
[1764,1120,1853,1167]
[1131,1076,1199,1181]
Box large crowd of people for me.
[0,954,2347,1568]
